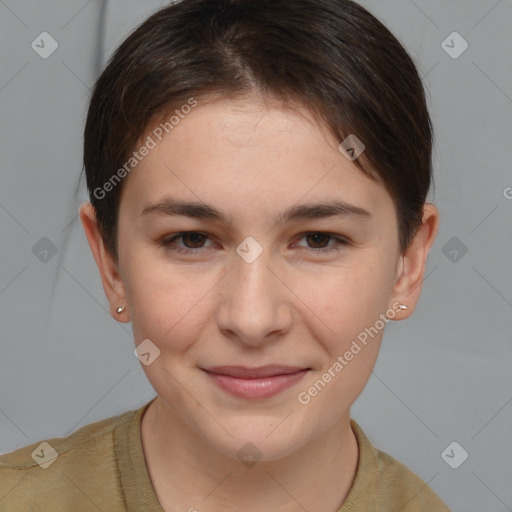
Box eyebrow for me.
[141,198,371,224]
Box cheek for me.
[121,223,399,353]
[122,248,219,357]
[292,263,394,415]
[293,254,398,349]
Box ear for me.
[388,203,439,320]
[79,202,130,322]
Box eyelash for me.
[159,231,349,255]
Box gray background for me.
[1,0,511,510]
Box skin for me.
[80,93,439,512]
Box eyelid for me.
[160,231,216,250]
[293,231,351,245]
[159,231,350,255]
[292,232,350,253]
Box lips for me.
[202,365,310,399]
[204,365,308,378]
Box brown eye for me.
[295,232,349,254]
[305,233,331,249]
[180,232,207,248]
[160,231,212,254]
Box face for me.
[88,94,415,462]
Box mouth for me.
[201,365,310,399]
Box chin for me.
[200,415,312,464]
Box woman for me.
[0,0,450,509]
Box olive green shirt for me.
[0,399,451,511]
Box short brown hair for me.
[83,0,433,258]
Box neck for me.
[141,397,359,512]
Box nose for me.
[215,244,293,348]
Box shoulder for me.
[0,409,133,468]
[372,448,450,511]
[0,408,138,511]
[348,419,452,511]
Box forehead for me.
[119,96,394,223]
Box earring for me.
[398,304,408,311]
[116,306,126,314]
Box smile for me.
[202,365,310,399]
